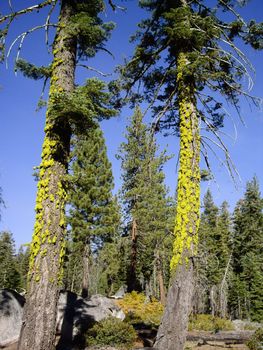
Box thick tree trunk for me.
[155,49,201,350]
[81,243,90,299]
[18,1,76,349]
[127,218,138,292]
[155,261,194,350]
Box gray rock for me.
[0,289,125,348]
[56,291,125,338]
[232,319,262,331]
[0,289,25,347]
[110,286,126,299]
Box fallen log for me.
[187,330,255,343]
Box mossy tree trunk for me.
[18,1,77,349]
[154,52,201,350]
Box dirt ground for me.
[185,341,249,350]
[1,340,249,350]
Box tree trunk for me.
[127,218,138,292]
[155,262,194,350]
[155,49,201,350]
[156,250,166,305]
[18,1,76,349]
[81,243,90,299]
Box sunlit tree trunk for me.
[18,1,76,349]
[127,218,138,292]
[81,242,90,299]
[155,51,201,350]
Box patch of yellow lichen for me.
[170,52,201,272]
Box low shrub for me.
[86,317,137,350]
[188,314,234,331]
[246,328,263,350]
[116,291,164,327]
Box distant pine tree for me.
[196,190,231,317]
[0,231,21,289]
[229,177,263,322]
[118,106,174,298]
[65,125,120,298]
[16,245,30,291]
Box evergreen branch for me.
[6,24,57,68]
[143,60,176,119]
[150,87,177,136]
[0,0,57,24]
[77,64,111,77]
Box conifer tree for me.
[1,1,117,348]
[197,191,231,317]
[118,106,174,295]
[65,125,120,298]
[16,245,30,292]
[0,231,21,289]
[230,177,263,322]
[114,1,262,348]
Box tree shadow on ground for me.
[56,291,96,350]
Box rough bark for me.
[155,49,200,350]
[18,1,77,349]
[155,261,194,350]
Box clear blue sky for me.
[0,0,262,248]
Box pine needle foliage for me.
[118,106,174,292]
[230,177,263,322]
[65,125,120,295]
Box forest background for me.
[0,0,263,249]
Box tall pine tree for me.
[1,1,116,348]
[0,231,21,290]
[65,125,120,298]
[230,177,263,322]
[196,191,231,317]
[118,106,174,297]
[114,1,262,347]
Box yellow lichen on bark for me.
[170,52,201,271]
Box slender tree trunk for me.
[18,1,76,349]
[155,50,201,350]
[127,218,138,292]
[81,243,90,299]
[156,250,166,305]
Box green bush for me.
[188,314,234,331]
[247,328,263,350]
[86,317,137,349]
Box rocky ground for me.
[1,339,250,350]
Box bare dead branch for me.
[0,0,57,24]
[77,64,111,77]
